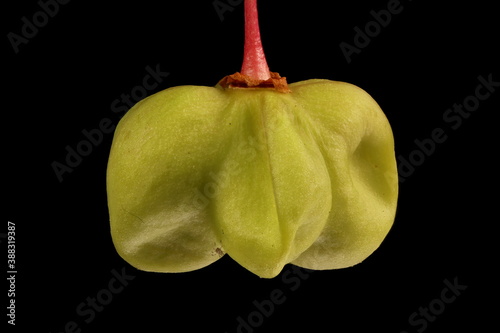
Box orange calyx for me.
[217,71,291,93]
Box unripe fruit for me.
[107,0,398,278]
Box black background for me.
[4,0,498,332]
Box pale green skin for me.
[107,79,398,278]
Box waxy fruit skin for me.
[107,79,398,278]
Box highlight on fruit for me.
[106,0,398,278]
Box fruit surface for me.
[107,79,398,278]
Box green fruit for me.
[106,79,398,278]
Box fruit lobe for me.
[106,79,398,278]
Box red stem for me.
[240,0,271,81]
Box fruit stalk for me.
[216,0,290,92]
[241,0,271,81]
